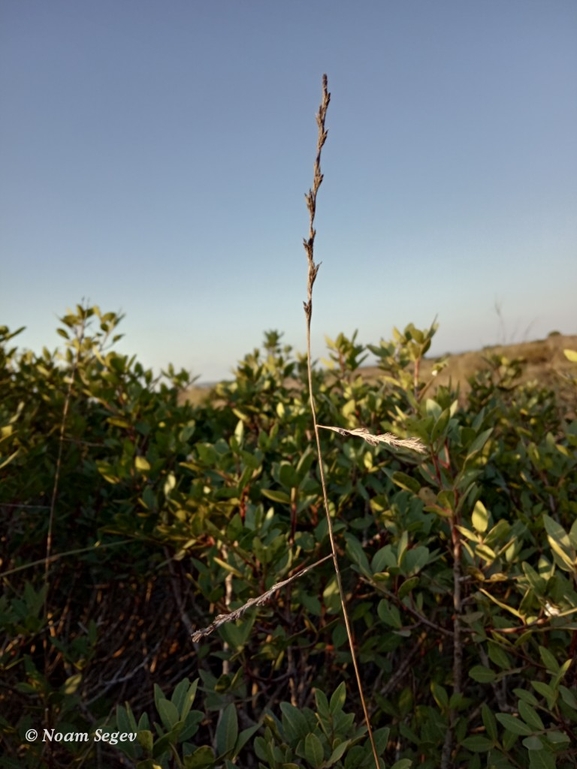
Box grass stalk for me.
[190,555,332,643]
[44,321,84,608]
[441,510,463,769]
[189,76,427,764]
[1,540,133,579]
[42,317,84,732]
[302,74,380,769]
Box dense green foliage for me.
[1,306,577,768]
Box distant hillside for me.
[361,332,577,401]
[180,333,577,408]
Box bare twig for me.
[165,549,196,638]
[220,543,234,680]
[369,583,454,637]
[371,631,428,709]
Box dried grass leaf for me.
[318,424,426,453]
[191,555,332,643]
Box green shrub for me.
[2,307,577,768]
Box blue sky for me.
[2,1,576,383]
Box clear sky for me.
[2,1,576,383]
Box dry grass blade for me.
[191,555,332,643]
[318,424,426,453]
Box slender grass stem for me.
[303,74,380,769]
[44,320,84,608]
[0,540,133,579]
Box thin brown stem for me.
[43,318,84,732]
[441,511,463,769]
[371,584,454,637]
[0,540,133,579]
[303,74,379,769]
[44,323,84,607]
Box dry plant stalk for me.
[189,77,425,767]
[191,555,332,643]
[45,321,85,605]
[302,74,380,769]
[318,424,426,453]
[42,317,84,731]
[442,512,463,769]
